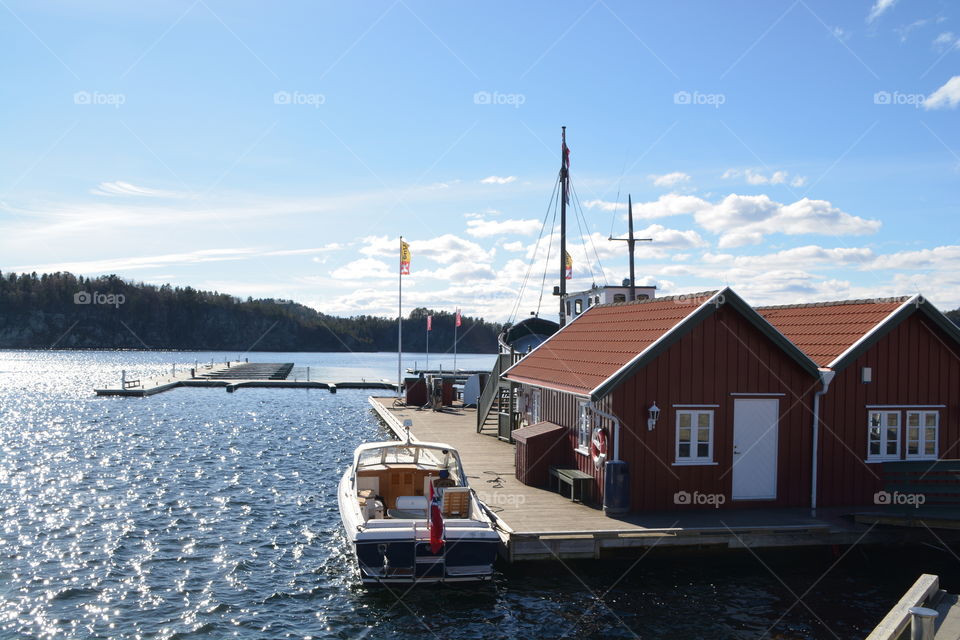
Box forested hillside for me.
[0,272,500,352]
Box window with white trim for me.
[675,410,714,464]
[867,411,901,461]
[576,402,591,454]
[529,389,541,425]
[906,411,938,460]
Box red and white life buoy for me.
[590,426,608,469]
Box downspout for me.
[811,369,836,518]
[587,403,621,461]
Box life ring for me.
[590,426,608,469]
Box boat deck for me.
[368,396,949,562]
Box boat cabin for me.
[349,442,473,521]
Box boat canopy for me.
[351,441,466,483]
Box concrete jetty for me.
[93,361,399,396]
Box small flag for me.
[564,251,573,280]
[400,240,411,275]
[429,481,444,554]
[455,309,461,328]
[427,315,432,331]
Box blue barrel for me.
[603,460,630,514]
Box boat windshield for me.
[356,445,461,477]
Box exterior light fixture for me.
[647,401,660,431]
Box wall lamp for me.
[647,401,660,431]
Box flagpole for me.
[426,317,430,372]
[397,235,403,398]
[453,309,458,372]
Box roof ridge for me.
[756,296,912,311]
[596,290,720,308]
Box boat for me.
[338,428,501,584]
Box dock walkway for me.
[368,396,941,562]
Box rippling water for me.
[1,350,957,639]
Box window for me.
[576,402,591,453]
[868,411,900,461]
[675,410,714,464]
[613,294,626,303]
[566,301,571,316]
[574,299,583,315]
[595,296,600,305]
[586,297,592,308]
[906,411,938,460]
[529,388,541,425]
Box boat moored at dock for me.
[338,431,500,584]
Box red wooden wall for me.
[817,312,960,507]
[519,305,818,511]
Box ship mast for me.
[559,126,569,327]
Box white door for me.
[732,399,779,500]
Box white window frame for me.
[674,410,714,465]
[867,410,901,461]
[529,388,541,425]
[905,410,939,460]
[576,401,591,455]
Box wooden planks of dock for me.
[368,396,942,562]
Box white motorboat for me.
[338,432,501,584]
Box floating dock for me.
[368,396,955,562]
[94,361,399,397]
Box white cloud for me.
[932,32,959,51]
[502,241,526,252]
[411,234,494,265]
[465,217,541,238]
[329,257,393,280]
[630,193,710,219]
[867,0,898,24]
[8,248,259,275]
[692,194,881,248]
[866,245,960,271]
[91,181,181,198]
[897,19,929,42]
[480,175,517,184]
[722,168,807,187]
[633,224,707,249]
[925,76,960,110]
[648,172,691,187]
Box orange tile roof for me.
[756,298,909,367]
[504,291,720,396]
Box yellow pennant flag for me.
[400,240,411,275]
[564,251,572,280]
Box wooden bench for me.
[549,466,594,504]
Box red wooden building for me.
[758,295,960,508]
[504,288,960,514]
[503,288,823,512]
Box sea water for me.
[0,350,955,639]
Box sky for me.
[1,0,959,324]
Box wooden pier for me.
[94,361,399,396]
[368,396,950,562]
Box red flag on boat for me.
[429,481,444,554]
[455,309,461,327]
[427,315,432,331]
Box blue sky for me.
[2,0,958,322]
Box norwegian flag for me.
[427,315,433,331]
[455,309,461,327]
[428,480,444,554]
